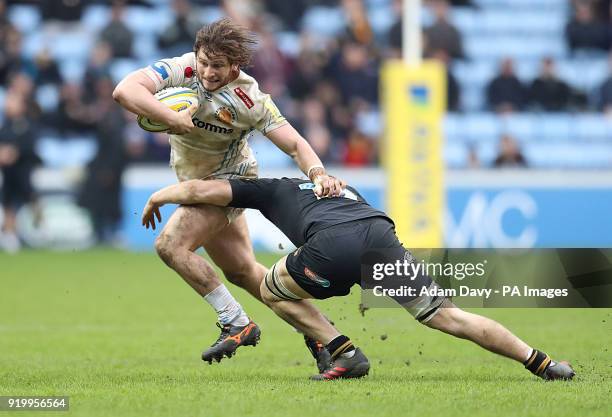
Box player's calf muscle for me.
[425,304,530,362]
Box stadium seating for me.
[445,0,612,168]
[6,4,41,34]
[35,84,60,113]
[301,6,348,38]
[35,135,98,169]
[2,0,611,170]
[81,4,111,32]
[471,0,569,9]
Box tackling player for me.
[141,178,576,381]
[112,18,340,366]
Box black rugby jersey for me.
[228,177,393,247]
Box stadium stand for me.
[0,0,611,172]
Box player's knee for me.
[423,301,465,335]
[154,232,177,266]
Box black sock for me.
[524,349,552,376]
[326,335,355,360]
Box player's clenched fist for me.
[314,175,345,198]
[309,166,346,198]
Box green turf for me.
[1,250,610,417]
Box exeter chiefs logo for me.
[304,267,330,287]
[215,106,235,125]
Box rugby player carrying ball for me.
[113,18,340,367]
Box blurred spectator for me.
[387,0,403,58]
[447,0,474,6]
[342,129,376,166]
[486,58,527,113]
[313,80,352,141]
[77,77,128,245]
[261,0,306,31]
[83,42,113,99]
[158,0,203,56]
[305,124,333,164]
[424,0,464,60]
[250,28,290,97]
[0,95,41,253]
[0,29,36,86]
[287,45,327,100]
[41,0,84,23]
[326,40,379,106]
[222,0,261,28]
[99,0,134,58]
[597,54,612,113]
[430,49,461,111]
[592,0,612,21]
[300,97,335,163]
[493,135,527,168]
[598,84,612,113]
[341,0,373,45]
[566,0,609,53]
[7,72,42,121]
[528,58,572,111]
[0,0,14,44]
[54,83,91,135]
[0,0,6,23]
[33,49,62,86]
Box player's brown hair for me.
[193,18,257,68]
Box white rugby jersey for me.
[141,52,288,180]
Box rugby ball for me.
[137,87,199,132]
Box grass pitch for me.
[1,249,610,417]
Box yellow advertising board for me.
[382,60,445,247]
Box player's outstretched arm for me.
[112,70,196,135]
[266,124,344,197]
[142,180,232,230]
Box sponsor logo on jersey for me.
[304,267,330,287]
[215,106,235,125]
[150,61,169,80]
[233,87,254,109]
[184,66,194,78]
[191,117,234,134]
